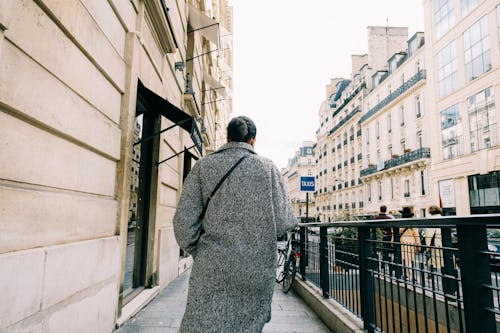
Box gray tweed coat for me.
[173,142,297,333]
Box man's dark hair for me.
[227,116,257,142]
[379,205,387,213]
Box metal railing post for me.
[392,227,403,278]
[320,226,330,298]
[358,226,375,333]
[441,227,457,295]
[456,224,496,333]
[299,225,307,280]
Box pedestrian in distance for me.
[173,116,297,333]
[425,205,444,276]
[397,207,421,280]
[375,205,395,265]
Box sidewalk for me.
[115,269,331,333]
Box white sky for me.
[229,1,425,169]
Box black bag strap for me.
[199,155,249,219]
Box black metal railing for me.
[360,147,430,177]
[296,215,500,333]
[360,70,426,123]
[331,82,366,119]
[329,107,362,137]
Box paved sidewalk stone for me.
[115,269,331,333]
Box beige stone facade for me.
[423,0,500,216]
[314,27,414,221]
[282,141,316,219]
[360,31,434,218]
[0,0,232,331]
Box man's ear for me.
[248,138,256,147]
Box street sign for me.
[300,176,315,192]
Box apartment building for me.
[423,0,500,216]
[360,31,433,218]
[315,27,409,221]
[283,142,316,219]
[0,0,232,331]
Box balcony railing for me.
[329,106,361,137]
[360,147,430,177]
[360,70,426,123]
[331,82,366,119]
[295,215,500,333]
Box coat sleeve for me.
[173,163,204,256]
[271,165,297,237]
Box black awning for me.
[136,80,203,155]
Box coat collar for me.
[215,141,257,154]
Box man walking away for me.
[173,116,297,333]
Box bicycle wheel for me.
[276,249,286,283]
[282,255,297,293]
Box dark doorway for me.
[124,90,161,303]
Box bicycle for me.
[276,232,301,293]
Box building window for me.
[404,179,410,197]
[421,170,426,195]
[401,138,406,153]
[366,127,370,145]
[437,40,458,98]
[416,96,422,118]
[417,130,423,149]
[376,121,380,139]
[468,171,500,214]
[434,0,455,39]
[378,181,382,201]
[468,87,497,152]
[391,178,394,199]
[441,104,462,159]
[461,0,482,17]
[368,183,372,202]
[388,113,392,133]
[308,169,312,176]
[400,106,405,126]
[497,5,500,44]
[389,144,393,157]
[463,16,491,82]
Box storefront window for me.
[469,171,500,214]
[468,87,496,152]
[441,104,463,159]
[463,16,491,81]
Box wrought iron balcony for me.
[360,164,377,177]
[360,147,430,177]
[329,106,361,137]
[360,70,426,123]
[331,82,366,119]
